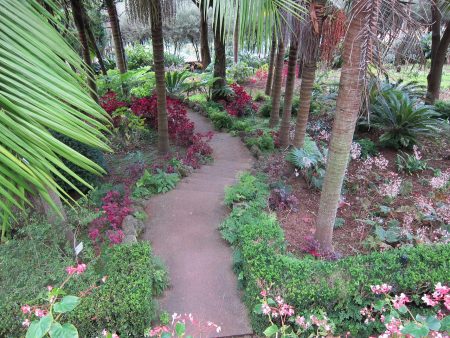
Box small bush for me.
[231,120,251,132]
[258,100,273,118]
[127,44,153,70]
[69,243,167,336]
[132,169,180,199]
[245,132,275,152]
[164,52,185,67]
[224,172,269,209]
[367,90,442,148]
[355,138,379,159]
[226,62,255,83]
[434,100,450,119]
[209,110,234,130]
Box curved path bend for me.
[143,110,253,337]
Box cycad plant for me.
[0,0,110,241]
[369,90,442,148]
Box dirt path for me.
[143,110,254,337]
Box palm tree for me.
[192,0,212,68]
[82,5,107,75]
[212,10,227,100]
[269,34,285,127]
[105,0,128,74]
[265,32,277,95]
[426,0,450,104]
[0,0,110,242]
[70,0,98,102]
[126,0,171,154]
[279,23,300,147]
[293,0,327,148]
[234,1,240,63]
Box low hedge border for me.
[221,173,450,336]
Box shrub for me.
[355,138,378,159]
[209,110,234,130]
[69,243,167,336]
[245,132,275,152]
[224,84,257,117]
[226,62,255,83]
[164,52,185,67]
[132,169,180,199]
[221,174,450,337]
[127,44,153,70]
[396,146,427,174]
[165,70,191,94]
[434,100,450,119]
[130,95,194,146]
[231,120,251,132]
[367,90,443,148]
[258,100,273,118]
[224,172,269,209]
[259,96,300,118]
[99,91,128,127]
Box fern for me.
[165,70,191,94]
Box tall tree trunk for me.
[265,32,277,96]
[293,62,317,147]
[233,3,240,64]
[150,0,170,154]
[269,38,285,127]
[82,6,107,76]
[279,34,299,148]
[426,19,450,104]
[105,0,127,73]
[199,3,211,68]
[297,56,303,78]
[212,16,226,100]
[293,1,326,147]
[70,0,98,103]
[314,0,375,253]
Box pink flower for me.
[112,334,119,338]
[34,308,46,317]
[66,263,87,275]
[22,319,30,328]
[385,317,403,335]
[444,295,450,311]
[261,303,271,315]
[47,285,53,292]
[279,303,295,317]
[435,283,449,296]
[392,293,410,309]
[295,316,309,329]
[422,294,438,306]
[260,289,267,297]
[102,329,108,336]
[21,305,31,314]
[275,296,284,305]
[370,284,392,295]
[76,263,87,274]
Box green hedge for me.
[221,173,450,336]
[0,221,165,337]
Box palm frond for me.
[0,0,111,220]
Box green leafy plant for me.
[355,138,379,159]
[126,44,153,70]
[224,173,269,209]
[111,107,147,149]
[396,147,427,174]
[434,100,450,119]
[132,169,180,199]
[287,136,327,190]
[165,70,191,94]
[366,90,442,148]
[226,61,255,83]
[245,132,275,152]
[208,110,234,130]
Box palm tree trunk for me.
[212,17,226,100]
[426,22,450,104]
[297,56,303,78]
[265,32,277,96]
[293,61,317,147]
[314,0,375,253]
[279,36,299,148]
[70,0,98,103]
[200,9,211,68]
[269,38,285,127]
[293,1,326,147]
[233,3,240,64]
[82,7,107,76]
[105,0,127,74]
[150,0,169,154]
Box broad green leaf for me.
[401,322,429,338]
[398,305,408,314]
[441,316,450,331]
[254,303,263,314]
[263,324,279,337]
[49,322,79,338]
[26,315,53,338]
[425,316,441,331]
[161,333,171,338]
[53,296,80,313]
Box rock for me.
[122,215,138,236]
[250,145,262,159]
[123,234,137,243]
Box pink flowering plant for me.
[146,313,221,338]
[360,283,449,337]
[21,263,106,338]
[254,288,334,337]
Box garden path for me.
[143,110,254,337]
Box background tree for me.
[279,22,300,147]
[293,0,327,148]
[269,34,285,127]
[265,31,277,95]
[105,0,128,73]
[82,4,107,75]
[70,0,98,102]
[426,0,450,103]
